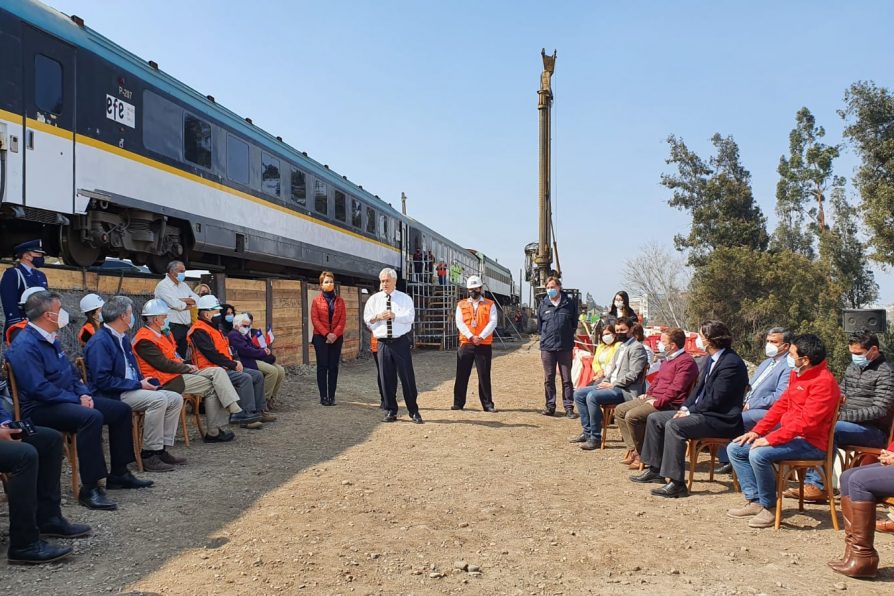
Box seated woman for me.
[220,303,236,335]
[229,313,284,411]
[78,293,105,346]
[828,441,894,579]
[591,323,621,383]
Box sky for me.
[47,0,894,306]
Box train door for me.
[22,26,75,214]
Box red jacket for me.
[752,361,841,450]
[311,292,346,337]
[648,351,700,410]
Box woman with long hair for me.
[311,271,346,406]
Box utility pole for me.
[401,192,407,215]
[536,49,557,294]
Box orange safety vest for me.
[458,297,494,346]
[78,322,97,346]
[436,262,447,276]
[4,320,27,344]
[133,326,184,386]
[371,334,378,353]
[187,319,232,369]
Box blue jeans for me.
[805,421,888,488]
[573,386,625,439]
[727,439,826,509]
[717,408,769,464]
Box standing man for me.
[154,260,198,358]
[436,259,448,286]
[538,276,578,417]
[363,268,423,424]
[452,276,498,412]
[1,239,49,338]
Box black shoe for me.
[580,438,600,450]
[651,481,689,498]
[569,433,588,443]
[324,399,336,407]
[542,408,556,416]
[203,429,236,443]
[451,405,464,411]
[8,540,73,565]
[106,471,154,490]
[630,469,665,484]
[565,410,579,419]
[38,516,92,538]
[383,413,397,422]
[411,413,424,424]
[483,405,497,413]
[78,486,118,511]
[715,463,733,475]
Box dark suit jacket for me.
[83,326,143,401]
[684,348,748,436]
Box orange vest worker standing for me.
[452,275,498,412]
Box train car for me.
[0,1,402,283]
[403,216,479,285]
[467,249,514,303]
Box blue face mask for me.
[128,313,135,329]
[546,288,559,299]
[176,272,186,283]
[98,312,104,323]
[225,314,234,323]
[161,323,170,334]
[852,354,870,367]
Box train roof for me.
[467,250,511,275]
[11,0,403,218]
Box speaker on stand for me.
[842,309,888,334]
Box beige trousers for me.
[614,398,659,453]
[256,360,285,405]
[121,389,183,451]
[181,367,241,432]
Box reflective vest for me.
[458,298,494,346]
[187,319,231,369]
[4,320,27,344]
[132,326,183,386]
[371,334,378,353]
[436,262,447,276]
[78,322,97,346]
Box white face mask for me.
[614,300,624,309]
[56,308,70,329]
[657,341,666,354]
[695,335,706,351]
[601,334,615,345]
[238,326,251,336]
[765,343,779,358]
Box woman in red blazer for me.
[311,271,346,405]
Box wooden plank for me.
[227,277,267,331]
[271,279,303,367]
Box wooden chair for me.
[5,361,80,496]
[75,357,145,472]
[839,422,894,470]
[600,364,650,449]
[179,392,205,445]
[687,437,736,492]
[773,407,840,530]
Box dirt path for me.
[2,341,892,594]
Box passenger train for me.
[0,1,514,301]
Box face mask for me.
[98,311,104,323]
[211,314,222,326]
[786,354,798,369]
[238,326,251,336]
[176,272,186,283]
[32,256,45,268]
[546,288,559,299]
[470,290,481,299]
[695,336,706,351]
[614,300,624,309]
[765,343,779,358]
[602,334,615,345]
[128,313,135,329]
[225,314,234,323]
[657,341,666,354]
[852,354,870,367]
[56,308,70,329]
[161,323,170,334]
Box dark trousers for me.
[541,349,574,411]
[27,397,134,487]
[0,426,63,548]
[640,410,736,483]
[169,323,190,359]
[378,335,419,416]
[312,334,343,400]
[840,463,894,502]
[453,343,493,409]
[373,350,385,408]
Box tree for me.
[623,243,690,328]
[662,133,769,266]
[839,81,894,264]
[820,188,878,309]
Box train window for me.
[393,218,401,244]
[261,152,281,197]
[351,199,362,228]
[34,55,63,114]
[226,135,249,185]
[314,179,328,215]
[379,214,388,239]
[184,114,212,168]
[290,169,307,206]
[334,191,346,222]
[143,90,182,160]
[366,207,376,234]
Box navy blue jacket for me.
[83,326,143,401]
[684,348,749,436]
[4,325,90,416]
[0,402,11,424]
[1,264,48,331]
[537,292,578,352]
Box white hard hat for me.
[466,275,483,289]
[196,294,222,310]
[19,286,48,306]
[141,299,169,317]
[79,293,105,313]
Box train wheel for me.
[59,227,101,268]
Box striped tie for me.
[386,294,393,339]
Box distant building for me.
[629,295,649,323]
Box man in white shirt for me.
[363,268,422,424]
[452,276,498,412]
[154,260,198,357]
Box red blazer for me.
[311,293,346,337]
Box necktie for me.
[386,294,393,339]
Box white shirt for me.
[27,322,56,344]
[363,290,415,339]
[154,275,199,325]
[455,297,498,340]
[608,337,635,384]
[105,324,138,381]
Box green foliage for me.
[662,134,768,267]
[840,81,894,265]
[820,189,878,309]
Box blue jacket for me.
[83,326,143,401]
[684,348,749,436]
[1,264,48,330]
[4,325,89,416]
[743,356,791,411]
[0,402,11,424]
[537,292,578,352]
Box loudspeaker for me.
[842,309,887,334]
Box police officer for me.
[452,276,498,412]
[1,239,49,337]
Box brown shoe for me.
[158,450,187,465]
[620,450,636,465]
[141,454,175,473]
[627,455,642,470]
[876,518,894,533]
[747,508,776,529]
[727,501,763,518]
[782,484,827,503]
[830,500,880,578]
[260,412,277,423]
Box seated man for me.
[84,296,185,472]
[630,320,748,499]
[5,292,152,512]
[187,295,269,428]
[791,329,894,502]
[614,328,699,469]
[571,316,648,450]
[133,299,242,443]
[1,403,91,564]
[726,334,840,528]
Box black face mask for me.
[469,290,481,299]
[211,314,222,326]
[32,256,45,268]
